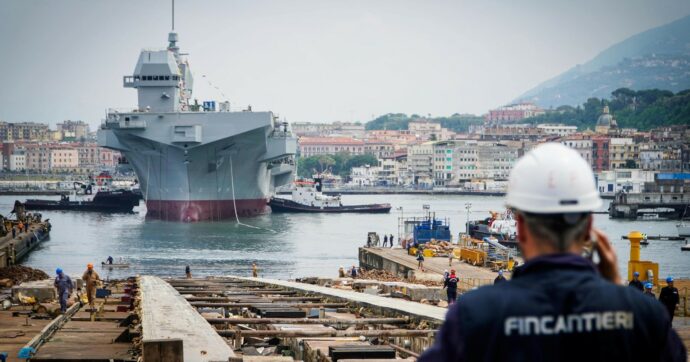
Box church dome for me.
[596,105,614,127]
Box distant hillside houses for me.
[295,109,689,193]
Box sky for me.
[1,0,690,128]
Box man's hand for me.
[593,228,621,284]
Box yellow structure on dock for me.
[627,230,659,285]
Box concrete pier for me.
[233,276,448,323]
[0,221,50,267]
[359,247,497,289]
[139,275,234,362]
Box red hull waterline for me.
[145,199,270,222]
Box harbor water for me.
[3,194,688,280]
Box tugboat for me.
[23,172,141,213]
[466,210,518,247]
[269,178,391,213]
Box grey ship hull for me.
[99,111,296,221]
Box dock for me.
[0,274,686,361]
[359,247,497,289]
[0,220,51,267]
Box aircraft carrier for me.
[98,29,296,222]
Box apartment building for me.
[562,138,592,164]
[609,138,637,169]
[298,137,365,157]
[407,142,434,186]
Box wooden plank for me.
[189,302,347,308]
[205,317,408,325]
[140,276,234,361]
[216,329,436,338]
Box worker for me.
[419,143,686,361]
[448,251,453,267]
[443,269,458,304]
[389,234,394,247]
[628,271,643,291]
[11,226,16,239]
[252,262,258,278]
[106,256,114,265]
[416,248,425,271]
[53,268,73,313]
[659,276,680,322]
[81,263,100,308]
[338,266,345,278]
[494,270,507,284]
[644,283,656,298]
[17,222,23,233]
[383,234,388,247]
[350,265,358,278]
[185,265,192,279]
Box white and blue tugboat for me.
[269,178,391,213]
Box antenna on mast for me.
[172,0,175,30]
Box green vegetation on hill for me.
[297,154,378,178]
[521,88,690,131]
[365,113,484,133]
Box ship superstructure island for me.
[98,29,297,222]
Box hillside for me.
[517,14,690,108]
[521,88,690,131]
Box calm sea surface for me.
[3,194,688,280]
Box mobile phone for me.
[582,230,599,264]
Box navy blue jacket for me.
[420,254,686,362]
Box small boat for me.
[102,262,130,268]
[677,223,690,237]
[681,242,690,251]
[269,178,391,213]
[466,210,518,247]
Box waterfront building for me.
[475,142,519,181]
[349,164,380,186]
[407,142,434,186]
[595,169,657,194]
[477,124,542,141]
[453,140,479,182]
[485,102,545,123]
[432,141,455,186]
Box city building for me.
[291,122,365,138]
[609,138,637,169]
[349,164,380,186]
[0,122,50,141]
[407,142,434,186]
[537,124,577,137]
[596,169,657,194]
[298,137,365,157]
[562,138,592,164]
[408,120,455,141]
[591,137,610,172]
[56,120,91,140]
[486,102,544,123]
[475,142,519,181]
[9,151,26,171]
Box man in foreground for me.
[419,143,686,361]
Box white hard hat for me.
[506,143,602,213]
